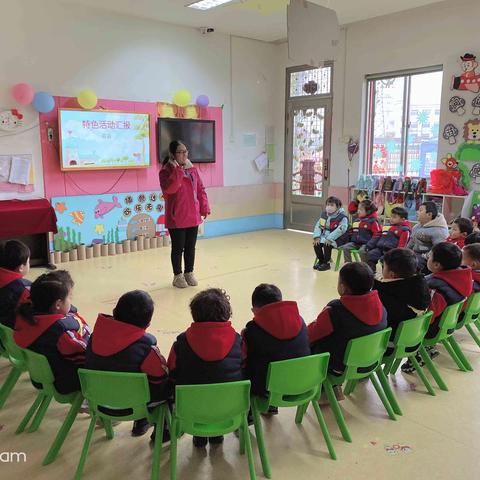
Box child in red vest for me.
[447,218,473,248]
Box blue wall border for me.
[203,214,283,238]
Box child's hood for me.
[253,301,303,340]
[0,267,22,288]
[14,313,66,348]
[429,267,473,298]
[328,207,346,218]
[375,275,431,310]
[90,314,147,356]
[423,213,448,229]
[186,321,237,361]
[340,290,384,325]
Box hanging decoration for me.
[32,91,55,113]
[443,123,459,145]
[0,109,24,132]
[302,80,318,95]
[77,89,98,110]
[451,53,480,93]
[449,96,466,116]
[472,95,480,116]
[11,83,34,105]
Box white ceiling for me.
[60,0,446,42]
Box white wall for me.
[0,0,284,196]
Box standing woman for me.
[160,140,210,288]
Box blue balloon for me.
[32,91,55,113]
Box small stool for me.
[334,248,361,271]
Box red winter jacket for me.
[159,161,210,229]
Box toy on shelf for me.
[449,96,466,116]
[429,155,468,196]
[451,53,480,93]
[443,123,459,145]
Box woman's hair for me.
[17,270,73,325]
[326,196,342,208]
[189,288,232,323]
[113,290,154,328]
[162,140,187,165]
[0,240,30,271]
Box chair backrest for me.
[78,369,151,421]
[175,381,250,437]
[343,328,392,379]
[266,353,329,407]
[0,324,25,368]
[435,301,465,340]
[393,312,433,357]
[460,292,480,327]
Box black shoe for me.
[316,263,331,271]
[261,406,279,417]
[193,436,208,448]
[426,345,440,359]
[401,353,425,374]
[208,436,224,445]
[131,418,153,437]
[150,426,171,444]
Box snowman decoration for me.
[0,109,24,132]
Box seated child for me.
[447,217,473,248]
[367,207,411,271]
[339,200,381,263]
[167,288,243,447]
[308,262,387,375]
[0,240,31,328]
[425,242,472,342]
[313,196,349,271]
[406,201,448,274]
[242,284,310,414]
[464,231,480,246]
[374,249,431,367]
[14,270,90,394]
[85,290,169,438]
[462,244,480,292]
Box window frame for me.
[363,65,443,177]
[286,63,333,100]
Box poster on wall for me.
[59,109,151,171]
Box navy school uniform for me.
[167,321,243,386]
[308,290,387,373]
[367,221,411,268]
[85,315,170,402]
[472,270,480,293]
[242,301,311,396]
[14,312,91,394]
[0,267,31,328]
[349,212,382,248]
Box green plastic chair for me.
[334,248,361,271]
[456,292,480,349]
[383,312,436,396]
[0,324,26,409]
[170,381,255,480]
[324,328,400,443]
[75,369,170,480]
[16,348,83,466]
[418,301,471,393]
[251,354,336,478]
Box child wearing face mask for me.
[313,197,349,271]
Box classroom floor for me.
[1,229,478,479]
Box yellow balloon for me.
[173,90,192,107]
[77,89,98,110]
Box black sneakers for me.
[314,263,331,271]
[193,436,224,447]
[131,418,153,437]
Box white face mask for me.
[325,205,337,215]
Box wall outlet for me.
[47,127,54,142]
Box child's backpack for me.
[383,176,393,192]
[404,194,417,221]
[393,177,404,193]
[403,177,412,193]
[357,175,366,189]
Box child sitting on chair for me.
[447,217,473,249]
[167,288,243,448]
[462,244,480,292]
[339,200,381,264]
[313,196,349,271]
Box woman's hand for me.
[313,237,321,246]
[202,213,209,220]
[169,158,180,168]
[324,239,333,246]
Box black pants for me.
[169,226,199,275]
[314,243,333,264]
[367,247,384,271]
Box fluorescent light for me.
[187,0,234,11]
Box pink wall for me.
[39,97,223,199]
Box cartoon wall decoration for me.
[455,119,480,163]
[443,123,459,144]
[472,95,480,116]
[0,109,24,131]
[451,53,480,93]
[449,96,466,116]
[429,153,468,195]
[51,191,168,252]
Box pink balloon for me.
[11,83,35,105]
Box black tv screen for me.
[158,118,215,164]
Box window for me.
[364,68,443,178]
[289,66,332,98]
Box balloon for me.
[11,83,35,105]
[32,92,55,113]
[77,89,98,110]
[173,90,192,107]
[196,94,210,108]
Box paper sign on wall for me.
[0,154,33,186]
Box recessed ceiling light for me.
[187,0,234,11]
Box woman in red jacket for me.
[159,140,210,288]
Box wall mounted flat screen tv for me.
[158,118,215,163]
[59,109,151,171]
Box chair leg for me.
[475,319,480,331]
[103,419,114,440]
[390,358,403,375]
[43,393,83,465]
[465,324,480,349]
[343,380,357,396]
[447,337,474,372]
[383,358,394,375]
[334,250,342,272]
[243,419,257,480]
[369,374,396,421]
[376,368,402,416]
[74,416,97,480]
[311,401,337,460]
[419,346,448,391]
[294,402,308,424]
[151,406,166,480]
[441,339,468,372]
[0,367,22,409]
[170,420,178,480]
[16,394,44,434]
[325,380,351,442]
[410,356,436,396]
[252,399,271,478]
[27,394,52,433]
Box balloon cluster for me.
[172,90,210,108]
